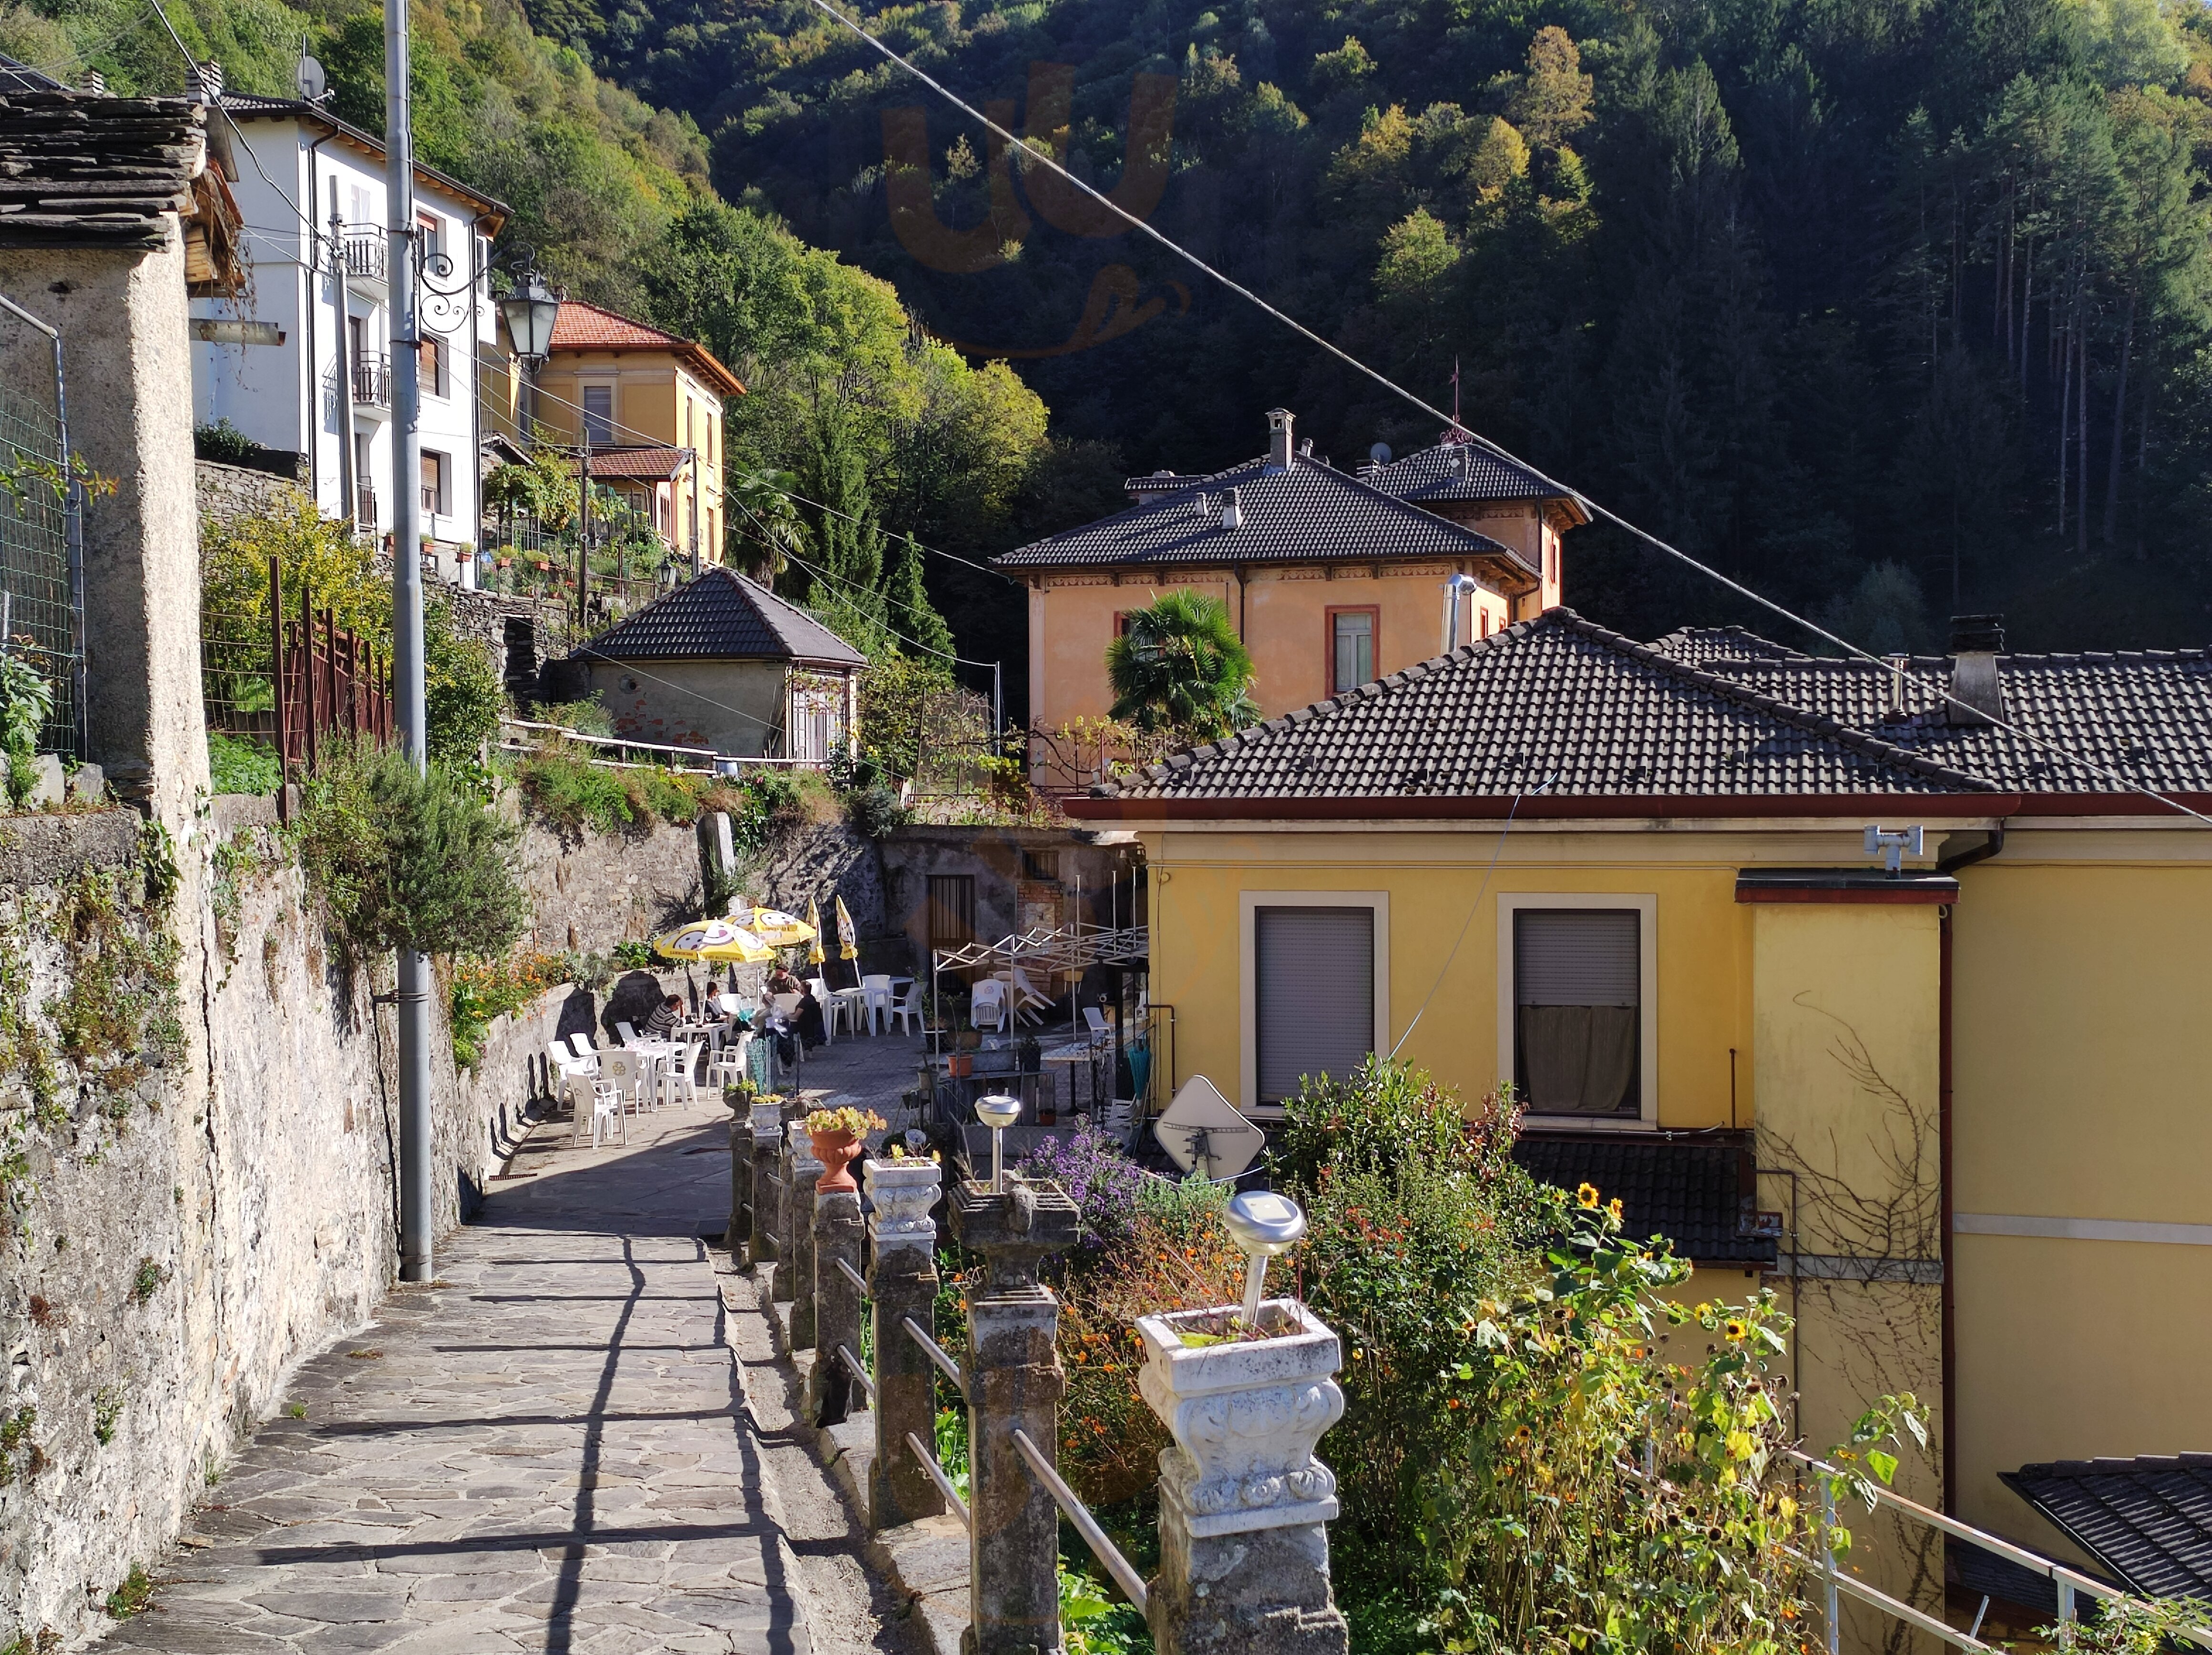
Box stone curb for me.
[737,1261,973,1655]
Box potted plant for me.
[804,1103,886,1192]
[1134,1298,1345,1527]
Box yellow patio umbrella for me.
[739,905,817,949]
[651,919,775,964]
[834,894,860,961]
[804,897,826,966]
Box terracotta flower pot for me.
[810,1129,864,1192]
[948,1052,974,1078]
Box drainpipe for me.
[1932,824,2001,1514]
[330,196,357,531]
[306,131,335,513]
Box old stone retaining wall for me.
[0,805,707,1647]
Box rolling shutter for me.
[1256,906,1374,1105]
[1515,909,1639,1006]
[1515,909,1639,1114]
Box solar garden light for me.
[975,1093,1021,1194]
[1223,1190,1308,1329]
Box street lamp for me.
[497,264,561,431]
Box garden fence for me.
[0,293,84,758]
[1023,718,1178,796]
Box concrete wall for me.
[578,655,788,756]
[0,805,707,1646]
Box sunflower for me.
[1576,1182,1601,1209]
[1607,1198,1624,1221]
[1724,1318,1748,1341]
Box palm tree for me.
[726,466,805,580]
[1106,591,1258,738]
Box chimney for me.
[1220,486,1242,531]
[1882,653,1909,720]
[186,58,224,103]
[1946,613,2006,726]
[1266,408,1294,472]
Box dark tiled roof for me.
[2002,1456,2212,1599]
[1365,439,1581,511]
[1650,625,1808,667]
[1705,652,2212,792]
[1514,1133,1774,1267]
[1101,609,1995,802]
[0,90,205,247]
[575,569,865,668]
[0,53,62,92]
[994,455,1528,572]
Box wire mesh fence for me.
[0,295,83,758]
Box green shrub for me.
[424,599,502,768]
[536,696,615,737]
[296,742,527,957]
[192,419,256,464]
[844,782,909,837]
[0,654,53,807]
[207,732,282,796]
[612,940,655,969]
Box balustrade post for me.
[865,1154,945,1529]
[785,1124,824,1349]
[809,1160,866,1428]
[1135,1297,1350,1655]
[772,1125,799,1305]
[745,1096,781,1266]
[949,1174,1081,1655]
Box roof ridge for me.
[1548,610,2003,793]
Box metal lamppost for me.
[976,1093,1021,1194]
[496,264,561,435]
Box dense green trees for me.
[515,0,2212,649]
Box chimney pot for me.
[1266,409,1294,472]
[1220,486,1242,531]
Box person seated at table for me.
[792,979,828,1051]
[644,993,683,1040]
[765,965,801,1001]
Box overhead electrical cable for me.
[804,0,2212,830]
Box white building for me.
[187,93,507,564]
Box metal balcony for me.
[351,352,389,409]
[340,229,386,285]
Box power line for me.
[805,0,2212,830]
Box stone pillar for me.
[949,1174,1081,1655]
[808,1177,865,1427]
[786,1125,824,1349]
[1134,1300,1350,1655]
[746,1098,782,1268]
[771,1127,799,1303]
[727,1107,750,1248]
[866,1156,945,1530]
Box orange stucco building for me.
[996,410,1583,759]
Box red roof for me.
[588,447,688,480]
[546,299,745,397]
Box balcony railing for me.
[339,229,386,284]
[351,352,389,409]
[353,485,377,527]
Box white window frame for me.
[1239,890,1390,1118]
[1496,892,1658,1129]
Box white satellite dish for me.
[296,44,327,102]
[1369,442,1392,465]
[1153,1075,1263,1179]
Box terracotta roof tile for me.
[586,447,687,480]
[546,298,745,397]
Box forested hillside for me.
[511,0,2212,649]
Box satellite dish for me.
[1369,442,1392,465]
[296,44,327,102]
[1153,1075,1263,1179]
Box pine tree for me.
[886,534,955,662]
[799,400,885,603]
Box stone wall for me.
[0,804,710,1648]
[194,459,304,529]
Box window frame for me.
[420,449,448,518]
[581,383,615,447]
[1239,890,1390,1118]
[1325,604,1380,695]
[1496,892,1659,1129]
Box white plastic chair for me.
[888,981,923,1035]
[1084,1006,1111,1040]
[662,1038,703,1109]
[602,1049,651,1116]
[590,1082,626,1148]
[1007,967,1052,1012]
[770,991,802,1021]
[970,979,1008,1032]
[805,979,837,1044]
[711,1032,751,1092]
[568,1032,599,1063]
[549,1042,594,1131]
[616,1020,641,1045]
[860,974,892,1036]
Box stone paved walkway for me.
[92,1032,926,1655]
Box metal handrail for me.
[758,1229,778,1248]
[1783,1449,2212,1652]
[836,1344,875,1406]
[907,1431,969,1527]
[903,1317,964,1394]
[1011,1427,1149,1611]
[835,1257,868,1296]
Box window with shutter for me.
[1514,909,1639,1114]
[1255,906,1374,1105]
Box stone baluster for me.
[948,1173,1081,1655]
[771,1124,799,1305]
[808,1157,866,1428]
[785,1124,824,1350]
[864,1154,944,1529]
[745,1097,782,1268]
[1134,1298,1350,1655]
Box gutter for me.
[1065,792,2027,823]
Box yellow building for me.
[505,297,741,568]
[996,410,1577,770]
[1070,609,2212,1631]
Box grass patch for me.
[206,731,282,796]
[102,1565,154,1620]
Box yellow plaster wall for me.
[1142,828,1752,1127]
[533,350,726,564]
[1947,846,2212,1559]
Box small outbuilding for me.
[562,569,866,761]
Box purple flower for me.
[1018,1121,1147,1249]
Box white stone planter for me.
[862,1159,940,1244]
[1135,1299,1345,1537]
